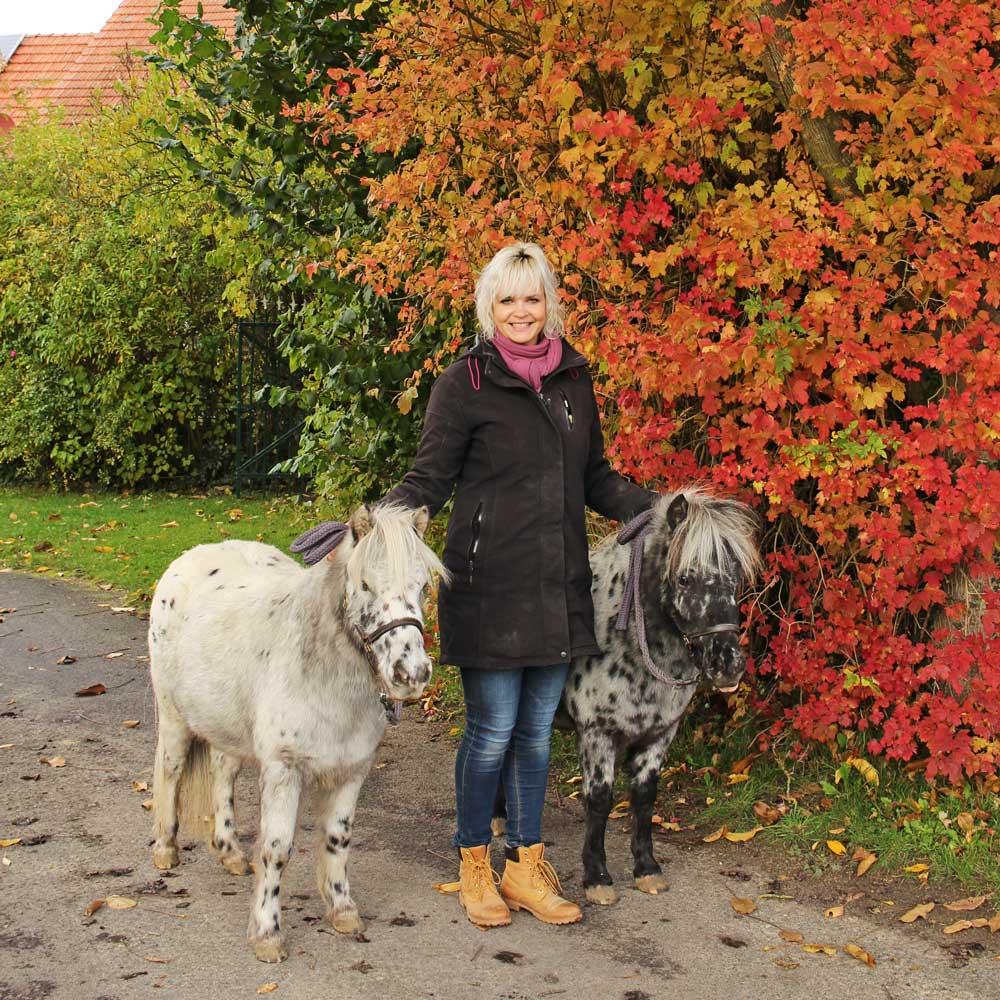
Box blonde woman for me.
[385,242,655,927]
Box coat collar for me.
[466,337,588,390]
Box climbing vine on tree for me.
[301,0,1000,779]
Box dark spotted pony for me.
[495,488,761,905]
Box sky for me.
[0,0,121,36]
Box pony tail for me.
[176,737,214,844]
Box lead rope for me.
[290,521,403,724]
[614,509,696,688]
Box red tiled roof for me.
[0,1,238,125]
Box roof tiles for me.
[0,1,238,125]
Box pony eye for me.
[677,574,690,588]
[360,580,370,593]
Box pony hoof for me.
[635,873,668,895]
[330,908,365,935]
[585,884,618,906]
[152,846,179,870]
[253,937,287,963]
[221,853,249,876]
[490,816,506,838]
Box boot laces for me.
[528,855,564,896]
[464,855,500,899]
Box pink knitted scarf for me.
[492,334,563,391]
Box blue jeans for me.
[454,664,569,850]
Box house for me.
[0,0,238,130]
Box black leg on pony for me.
[625,742,669,895]
[579,728,618,904]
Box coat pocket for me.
[466,500,484,584]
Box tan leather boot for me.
[458,845,511,927]
[499,844,582,925]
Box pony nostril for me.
[417,662,431,684]
[391,659,408,685]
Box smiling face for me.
[491,285,547,345]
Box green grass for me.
[0,487,327,604]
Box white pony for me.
[148,504,444,963]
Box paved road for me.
[0,570,996,1000]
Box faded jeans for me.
[454,664,569,850]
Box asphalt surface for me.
[1,569,997,1000]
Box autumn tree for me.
[307,0,1000,778]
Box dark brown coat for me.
[385,339,655,669]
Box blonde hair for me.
[474,242,565,341]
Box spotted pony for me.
[569,488,761,904]
[149,504,445,962]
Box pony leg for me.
[248,762,302,963]
[625,739,670,895]
[315,775,366,935]
[579,728,617,905]
[151,696,192,870]
[210,748,248,876]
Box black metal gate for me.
[234,319,306,496]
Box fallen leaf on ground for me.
[802,944,837,956]
[432,881,461,893]
[827,840,847,856]
[106,895,137,909]
[144,957,170,964]
[989,913,1000,933]
[703,826,728,843]
[93,545,114,553]
[141,799,153,811]
[844,943,876,967]
[725,827,763,843]
[726,773,750,785]
[39,756,66,768]
[0,838,22,848]
[84,900,105,917]
[608,810,629,820]
[56,655,76,665]
[753,801,783,825]
[903,863,930,874]
[132,780,149,792]
[160,521,179,528]
[944,918,988,934]
[900,902,935,923]
[729,754,757,775]
[779,929,804,943]
[824,905,844,919]
[771,957,800,970]
[257,984,278,995]
[122,720,140,728]
[75,684,107,697]
[944,895,988,912]
[853,847,877,877]
[730,897,756,915]
[104,652,125,660]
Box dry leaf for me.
[703,826,728,843]
[257,984,278,995]
[729,754,757,775]
[75,684,107,698]
[725,826,763,843]
[104,652,125,660]
[132,780,149,792]
[989,913,1000,933]
[608,810,629,820]
[843,943,876,967]
[93,545,114,553]
[824,905,845,919]
[432,881,461,893]
[944,919,988,934]
[771,957,800,970]
[726,773,750,784]
[141,799,153,811]
[39,756,66,768]
[853,847,877,877]
[802,944,837,956]
[827,840,847,856]
[144,957,170,964]
[753,801,783,825]
[900,902,935,923]
[0,838,21,848]
[122,720,141,728]
[160,521,180,528]
[106,895,137,909]
[56,655,76,665]
[903,863,930,874]
[84,899,105,917]
[779,928,804,943]
[730,897,757,915]
[944,895,988,912]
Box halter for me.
[352,615,425,724]
[615,509,739,686]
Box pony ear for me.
[349,505,371,542]
[666,493,688,533]
[412,505,430,537]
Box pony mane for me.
[655,488,762,582]
[346,503,448,588]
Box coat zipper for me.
[558,389,574,429]
[467,501,484,584]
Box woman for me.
[385,242,655,928]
